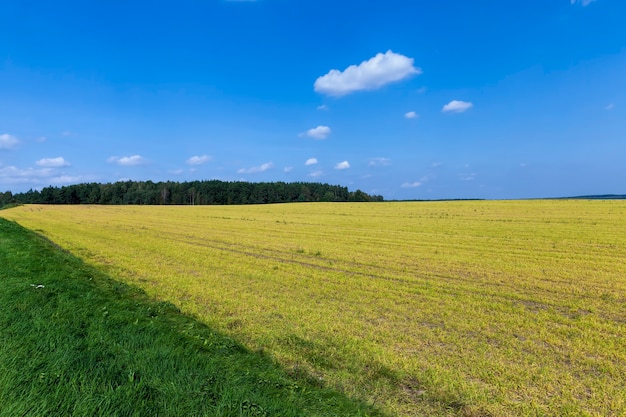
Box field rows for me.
[2,201,625,416]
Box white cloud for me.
[169,169,184,175]
[571,0,597,6]
[107,155,146,166]
[308,170,323,178]
[369,157,391,167]
[442,100,473,113]
[301,125,331,140]
[36,157,70,168]
[334,161,350,170]
[37,136,47,143]
[459,173,477,181]
[314,50,421,97]
[404,111,418,119]
[317,104,328,111]
[283,166,294,173]
[431,162,443,168]
[49,175,82,184]
[416,86,428,94]
[606,103,615,110]
[186,155,212,165]
[401,181,422,188]
[0,165,53,184]
[237,162,274,174]
[305,158,318,166]
[0,133,19,149]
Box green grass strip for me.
[0,218,382,417]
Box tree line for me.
[1,180,383,207]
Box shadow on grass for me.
[0,218,386,417]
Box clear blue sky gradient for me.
[1,0,625,199]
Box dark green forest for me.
[1,180,383,207]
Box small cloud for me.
[308,170,324,178]
[404,111,418,119]
[335,161,350,170]
[61,130,73,137]
[284,166,294,173]
[186,155,212,165]
[305,158,318,166]
[49,175,82,184]
[571,0,597,6]
[0,165,57,184]
[107,155,146,166]
[369,157,391,167]
[169,169,184,175]
[442,100,473,113]
[459,173,477,181]
[36,136,47,143]
[431,162,442,168]
[36,157,70,168]
[317,104,328,111]
[237,162,274,174]
[314,50,422,97]
[416,86,428,94]
[300,125,331,140]
[606,103,615,110]
[0,133,20,149]
[401,181,422,188]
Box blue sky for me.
[1,0,625,199]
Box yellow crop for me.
[2,201,625,416]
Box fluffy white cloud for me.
[308,170,323,178]
[237,162,274,174]
[186,155,212,165]
[314,50,421,97]
[401,181,422,188]
[404,111,418,119]
[107,155,146,166]
[301,126,331,140]
[0,133,19,149]
[369,157,391,167]
[334,161,350,170]
[571,0,597,6]
[442,100,473,113]
[283,166,294,173]
[305,158,318,166]
[36,157,70,168]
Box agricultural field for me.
[1,200,625,416]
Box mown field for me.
[2,201,625,416]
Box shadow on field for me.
[0,219,386,417]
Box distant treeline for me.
[557,194,626,200]
[1,180,383,206]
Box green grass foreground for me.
[0,218,381,417]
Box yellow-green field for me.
[2,201,625,416]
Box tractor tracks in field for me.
[161,233,620,321]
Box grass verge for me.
[0,218,382,417]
